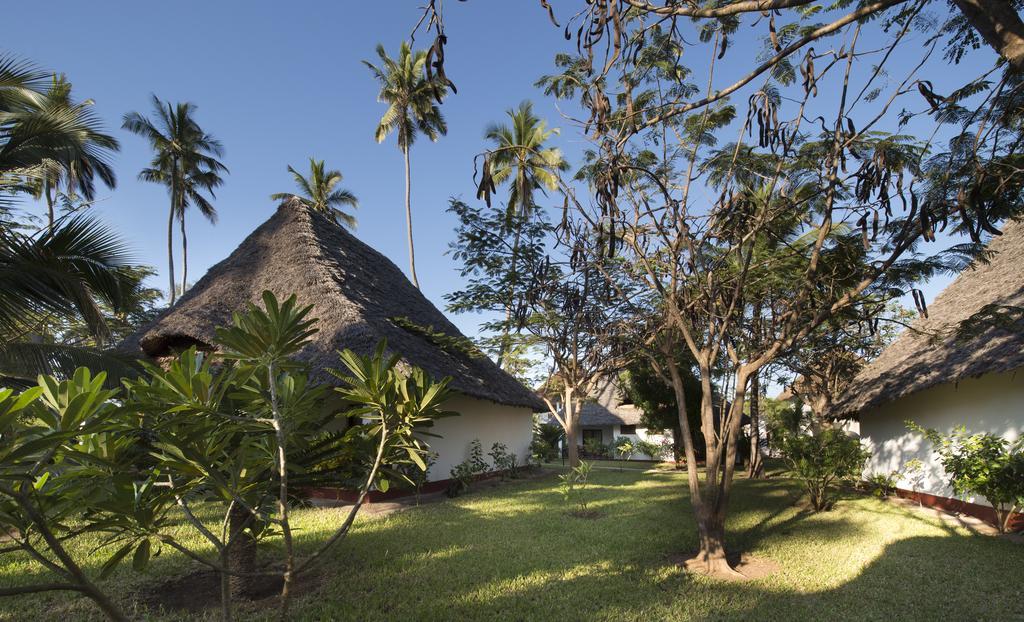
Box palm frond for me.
[0,340,141,388]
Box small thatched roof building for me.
[577,376,644,427]
[837,218,1024,528]
[120,200,543,481]
[831,219,1024,417]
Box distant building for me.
[541,376,673,460]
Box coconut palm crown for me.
[122,95,227,303]
[271,158,358,229]
[484,100,568,224]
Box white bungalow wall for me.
[859,369,1024,508]
[418,394,534,482]
[573,425,672,459]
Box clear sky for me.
[3,1,997,342]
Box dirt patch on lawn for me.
[668,551,781,581]
[141,568,320,616]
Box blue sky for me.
[4,1,997,342]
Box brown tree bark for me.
[564,386,580,468]
[664,355,745,576]
[952,0,1024,71]
[747,371,765,478]
[226,504,256,600]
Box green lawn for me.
[2,468,1022,621]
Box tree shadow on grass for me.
[10,470,1019,621]
[290,529,1024,621]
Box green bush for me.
[779,427,869,511]
[559,460,594,515]
[635,439,665,460]
[489,441,520,479]
[908,422,1024,533]
[529,437,559,464]
[582,437,609,459]
[0,292,454,620]
[867,471,901,499]
[447,439,490,497]
[613,436,638,460]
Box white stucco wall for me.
[573,425,672,459]
[418,394,534,482]
[860,369,1024,507]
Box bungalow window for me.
[619,425,637,435]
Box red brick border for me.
[894,488,1024,532]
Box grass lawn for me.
[2,468,1022,621]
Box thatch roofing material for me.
[831,219,1024,417]
[577,376,644,427]
[119,201,544,411]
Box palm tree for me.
[484,100,568,224]
[123,96,226,304]
[270,157,358,228]
[33,74,119,231]
[364,42,447,289]
[0,214,142,384]
[482,101,567,368]
[0,56,118,216]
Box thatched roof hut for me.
[831,218,1024,417]
[119,200,543,411]
[577,376,644,427]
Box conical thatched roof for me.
[831,218,1024,417]
[119,200,544,410]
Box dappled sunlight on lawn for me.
[1,468,1021,621]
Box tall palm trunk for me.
[403,144,419,289]
[44,178,55,233]
[166,200,176,305]
[179,214,188,297]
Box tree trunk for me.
[564,386,580,468]
[666,358,738,573]
[694,503,733,573]
[166,200,176,304]
[403,144,419,289]
[747,371,765,479]
[45,179,55,233]
[167,164,178,305]
[179,213,188,297]
[219,547,233,622]
[671,424,684,466]
[226,504,256,600]
[673,353,746,576]
[953,0,1024,71]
